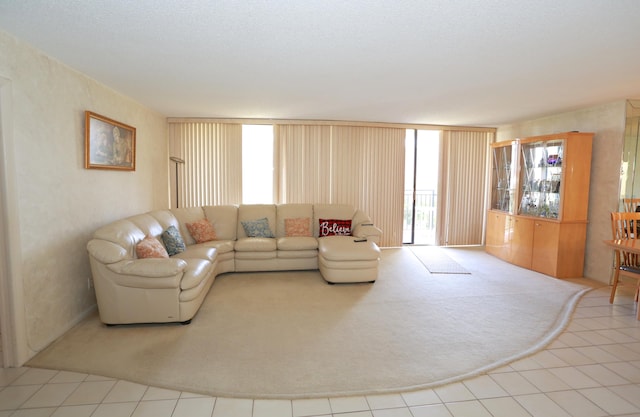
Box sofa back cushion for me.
[128,213,165,238]
[203,205,238,241]
[237,204,276,239]
[313,204,355,237]
[171,207,206,246]
[276,204,313,237]
[149,210,180,231]
[93,219,145,259]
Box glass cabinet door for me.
[490,142,517,213]
[518,139,564,219]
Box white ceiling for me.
[1,0,640,127]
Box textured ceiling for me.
[1,0,640,127]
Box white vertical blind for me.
[276,125,332,203]
[276,125,405,247]
[167,122,242,207]
[438,130,493,245]
[169,119,492,247]
[329,126,406,247]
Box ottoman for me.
[318,235,381,283]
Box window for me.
[242,125,274,204]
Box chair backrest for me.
[611,211,640,239]
[622,198,640,212]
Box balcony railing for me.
[403,189,437,244]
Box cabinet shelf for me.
[486,132,593,278]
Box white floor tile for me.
[519,369,571,392]
[547,366,600,389]
[480,397,531,417]
[366,393,406,409]
[21,382,79,408]
[172,397,216,417]
[102,380,148,403]
[329,396,370,413]
[444,400,492,417]
[91,402,138,417]
[130,399,177,417]
[253,399,292,417]
[462,375,508,399]
[401,389,441,407]
[410,403,453,417]
[292,398,332,417]
[489,372,540,396]
[515,393,572,417]
[545,390,607,417]
[212,397,253,417]
[433,382,475,402]
[578,387,640,415]
[62,380,116,405]
[50,404,97,417]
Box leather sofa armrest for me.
[352,224,382,244]
[87,239,127,264]
[107,258,187,278]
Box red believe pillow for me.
[319,219,352,237]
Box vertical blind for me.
[276,124,405,247]
[168,122,242,207]
[276,125,332,203]
[437,130,492,245]
[168,120,493,247]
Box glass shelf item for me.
[490,141,517,213]
[518,138,564,219]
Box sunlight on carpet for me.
[411,246,471,274]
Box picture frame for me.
[84,111,136,171]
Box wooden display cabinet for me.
[485,132,593,278]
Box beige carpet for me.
[28,247,589,399]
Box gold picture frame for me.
[84,111,136,171]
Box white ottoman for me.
[318,236,381,283]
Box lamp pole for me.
[169,156,185,208]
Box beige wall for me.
[0,30,168,363]
[496,101,627,283]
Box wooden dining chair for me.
[610,211,640,304]
[622,198,640,212]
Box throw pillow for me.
[186,218,217,243]
[319,218,352,237]
[241,217,275,238]
[136,235,169,259]
[162,225,186,256]
[285,217,311,237]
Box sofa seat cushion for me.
[173,245,217,262]
[200,239,235,254]
[277,236,318,251]
[179,258,213,291]
[234,237,277,252]
[235,251,276,260]
[318,236,380,261]
[277,249,318,259]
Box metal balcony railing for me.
[403,189,437,244]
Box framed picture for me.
[85,111,136,171]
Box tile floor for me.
[0,282,639,417]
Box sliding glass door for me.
[403,129,440,245]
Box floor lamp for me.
[170,156,185,208]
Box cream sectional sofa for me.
[86,203,382,325]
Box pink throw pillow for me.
[136,236,169,259]
[285,217,311,237]
[319,219,352,237]
[186,218,217,243]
